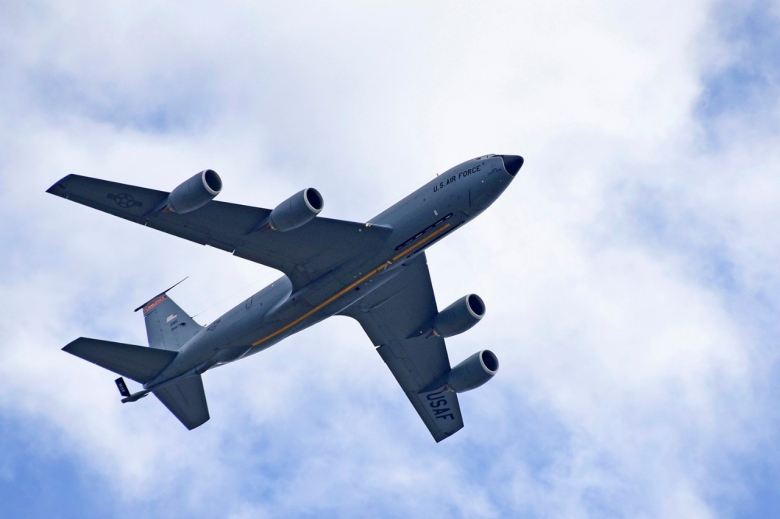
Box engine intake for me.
[268,188,324,231]
[433,294,485,338]
[168,169,222,213]
[448,350,499,393]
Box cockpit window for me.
[473,154,495,160]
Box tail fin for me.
[135,281,202,351]
[63,338,177,383]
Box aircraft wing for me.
[46,174,391,290]
[341,253,463,442]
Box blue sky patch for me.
[28,67,218,134]
[697,1,780,122]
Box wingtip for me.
[46,174,74,196]
[432,423,463,443]
[61,337,81,353]
[434,432,450,443]
[185,415,211,431]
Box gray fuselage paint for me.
[145,156,516,389]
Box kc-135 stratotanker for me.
[48,154,523,442]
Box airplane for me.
[47,153,523,442]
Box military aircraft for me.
[48,154,523,442]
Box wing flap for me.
[153,375,210,430]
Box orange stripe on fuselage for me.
[250,222,452,347]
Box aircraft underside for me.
[50,153,523,441]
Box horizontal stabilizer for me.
[153,375,210,430]
[63,338,177,384]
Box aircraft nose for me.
[499,155,524,177]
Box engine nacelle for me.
[448,350,499,393]
[433,294,485,338]
[168,169,222,213]
[268,188,324,231]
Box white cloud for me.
[1,0,778,517]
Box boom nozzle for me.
[121,391,150,403]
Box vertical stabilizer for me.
[136,283,202,350]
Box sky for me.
[0,1,779,517]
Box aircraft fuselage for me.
[145,155,519,390]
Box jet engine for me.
[433,294,485,338]
[448,350,499,393]
[168,169,222,213]
[268,188,324,231]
